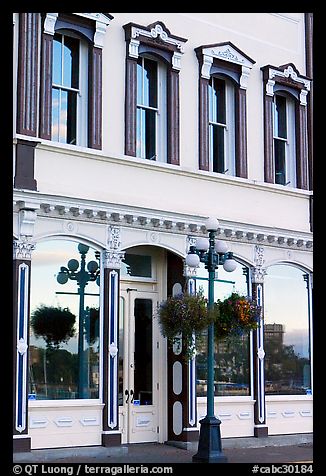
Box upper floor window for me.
[38,13,112,149]
[196,42,255,178]
[52,32,88,146]
[272,93,297,186]
[208,76,235,175]
[261,63,311,190]
[123,21,187,165]
[136,56,167,161]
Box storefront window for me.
[29,240,100,400]
[264,264,312,395]
[195,260,252,397]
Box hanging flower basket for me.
[214,292,261,340]
[156,292,216,360]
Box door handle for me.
[125,389,129,403]
[130,389,134,403]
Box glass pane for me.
[136,107,144,158]
[59,90,68,143]
[52,34,62,85]
[195,262,251,397]
[145,109,156,159]
[134,299,153,405]
[274,139,286,185]
[136,107,156,160]
[63,35,80,89]
[29,240,100,400]
[143,58,157,108]
[118,296,124,405]
[66,90,77,145]
[209,77,226,124]
[274,95,287,139]
[210,124,225,173]
[137,59,143,104]
[51,88,60,142]
[121,254,152,278]
[264,265,311,395]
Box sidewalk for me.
[13,434,313,464]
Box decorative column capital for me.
[252,245,267,284]
[13,239,35,260]
[102,225,125,269]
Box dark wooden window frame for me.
[261,63,311,190]
[123,21,187,165]
[195,42,255,178]
[39,12,112,150]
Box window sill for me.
[14,134,313,199]
[265,394,313,401]
[29,399,104,407]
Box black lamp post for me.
[186,217,237,463]
[57,243,100,398]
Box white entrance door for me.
[119,287,160,443]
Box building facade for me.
[13,12,313,452]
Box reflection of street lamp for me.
[57,243,100,398]
[186,217,237,464]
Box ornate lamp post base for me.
[192,416,228,463]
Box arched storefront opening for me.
[29,239,101,401]
[194,258,253,398]
[264,263,312,396]
[28,238,103,449]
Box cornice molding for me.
[13,192,313,252]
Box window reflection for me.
[195,261,251,397]
[264,265,312,395]
[29,240,100,400]
[52,33,79,145]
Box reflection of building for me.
[13,12,313,452]
[264,323,285,345]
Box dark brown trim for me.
[39,32,53,140]
[13,258,32,445]
[167,68,180,165]
[296,103,309,190]
[102,268,120,438]
[263,94,274,184]
[16,13,40,136]
[251,282,268,436]
[14,139,39,190]
[124,57,137,156]
[102,433,121,447]
[305,13,313,191]
[88,46,102,150]
[235,88,248,178]
[198,76,209,171]
[166,253,199,442]
[13,437,31,453]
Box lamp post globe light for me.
[186,217,237,463]
[57,243,100,399]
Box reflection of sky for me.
[30,240,100,352]
[264,265,310,358]
[195,261,248,301]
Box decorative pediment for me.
[44,12,113,48]
[196,41,255,88]
[124,21,187,69]
[261,63,311,104]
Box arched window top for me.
[261,62,311,106]
[43,12,113,49]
